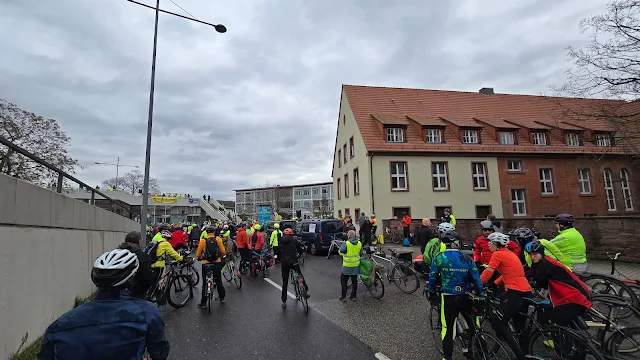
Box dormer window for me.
[532,132,547,146]
[595,133,612,147]
[462,129,479,144]
[499,131,516,145]
[566,132,580,146]
[425,128,442,143]
[386,127,404,143]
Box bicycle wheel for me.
[607,325,640,359]
[300,254,305,266]
[582,274,640,310]
[233,271,242,289]
[591,294,640,325]
[187,264,200,286]
[429,304,444,356]
[391,264,420,294]
[166,274,192,308]
[298,280,309,315]
[470,330,513,360]
[223,263,232,282]
[528,325,605,360]
[207,288,212,314]
[367,272,385,299]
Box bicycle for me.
[370,246,420,294]
[576,270,640,311]
[346,258,385,299]
[203,263,218,314]
[222,256,242,289]
[177,250,199,286]
[606,252,640,298]
[384,227,403,244]
[290,264,309,314]
[297,240,307,266]
[145,258,194,309]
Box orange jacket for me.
[196,235,226,264]
[481,248,531,292]
[402,215,411,227]
[236,228,248,249]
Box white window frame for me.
[337,179,341,199]
[353,168,360,195]
[426,128,442,143]
[566,133,580,146]
[312,187,319,195]
[432,162,448,190]
[472,162,488,189]
[603,169,616,211]
[596,133,612,147]
[462,129,479,144]
[386,128,404,143]
[539,168,554,194]
[620,169,633,210]
[507,160,522,172]
[303,188,310,196]
[344,174,349,198]
[499,131,515,145]
[391,162,408,190]
[511,189,527,216]
[578,169,592,194]
[532,132,547,145]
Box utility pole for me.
[126,0,226,242]
[94,157,139,190]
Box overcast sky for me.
[0,0,606,200]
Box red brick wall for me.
[497,156,640,217]
[383,216,640,261]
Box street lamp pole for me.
[127,0,227,241]
[94,156,139,190]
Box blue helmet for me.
[525,240,544,254]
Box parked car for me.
[263,220,298,240]
[293,219,346,256]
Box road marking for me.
[374,353,392,360]
[264,278,296,299]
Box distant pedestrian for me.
[207,195,211,202]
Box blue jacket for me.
[38,289,170,360]
[428,249,483,296]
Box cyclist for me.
[270,223,283,265]
[152,224,168,243]
[511,228,571,270]
[427,230,483,360]
[525,241,592,326]
[249,224,265,276]
[236,223,250,271]
[474,220,520,271]
[38,249,170,360]
[423,222,453,269]
[279,227,309,308]
[415,218,435,254]
[550,214,588,274]
[118,231,155,299]
[480,232,531,360]
[339,230,362,302]
[196,226,226,307]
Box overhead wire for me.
[167,0,199,21]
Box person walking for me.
[279,228,309,308]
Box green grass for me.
[9,292,97,360]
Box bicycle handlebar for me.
[606,251,623,260]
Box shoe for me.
[197,303,207,309]
[349,297,357,301]
[220,298,225,304]
[339,297,347,302]
[282,301,287,309]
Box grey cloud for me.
[0,0,609,199]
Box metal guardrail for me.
[0,134,133,218]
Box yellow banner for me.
[151,196,177,204]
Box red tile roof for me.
[406,115,447,126]
[342,85,632,155]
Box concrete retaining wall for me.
[0,173,138,359]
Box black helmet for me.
[441,230,459,243]
[511,228,536,242]
[554,213,574,224]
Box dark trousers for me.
[239,248,250,270]
[281,263,307,301]
[201,262,225,303]
[403,226,410,240]
[539,303,587,326]
[273,246,281,264]
[494,290,531,360]
[341,274,357,298]
[362,231,372,247]
[441,294,475,359]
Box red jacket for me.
[249,231,265,251]
[533,257,592,309]
[474,236,520,265]
[402,215,411,227]
[236,229,248,249]
[170,230,188,249]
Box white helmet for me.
[437,222,455,233]
[487,232,510,247]
[91,249,139,287]
[161,230,172,238]
[223,224,229,230]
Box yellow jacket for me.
[196,235,226,264]
[152,239,183,268]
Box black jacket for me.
[360,220,372,234]
[189,227,201,241]
[119,243,155,299]
[416,225,435,247]
[279,235,301,266]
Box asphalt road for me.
[160,245,442,360]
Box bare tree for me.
[312,193,331,217]
[255,182,292,219]
[0,99,80,188]
[102,169,160,195]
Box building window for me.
[532,132,547,145]
[343,144,347,163]
[322,186,329,195]
[386,128,404,143]
[303,188,310,197]
[312,187,319,195]
[432,162,449,190]
[337,179,341,200]
[577,169,592,194]
[475,205,492,219]
[353,168,360,195]
[539,168,554,194]
[390,162,408,191]
[343,115,345,125]
[434,206,452,219]
[344,208,350,217]
[596,133,612,147]
[338,149,342,167]
[338,209,342,218]
[462,130,479,144]
[566,133,580,146]
[507,160,522,172]
[426,128,442,143]
[393,207,410,218]
[472,162,488,190]
[294,200,301,209]
[294,189,301,197]
[620,168,633,210]
[603,169,616,211]
[511,189,527,216]
[344,174,349,198]
[349,137,354,158]
[499,131,515,145]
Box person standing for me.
[118,231,155,299]
[339,230,362,302]
[270,223,283,265]
[236,223,249,271]
[440,208,456,229]
[279,228,309,308]
[196,227,226,307]
[358,212,366,242]
[360,216,372,247]
[402,212,412,241]
[415,218,435,254]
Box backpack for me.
[145,241,160,263]
[205,237,221,261]
[424,238,442,264]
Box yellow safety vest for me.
[342,241,362,268]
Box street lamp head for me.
[214,24,227,33]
